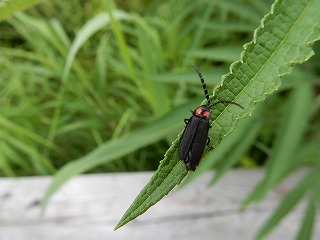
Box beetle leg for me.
[184,119,189,125]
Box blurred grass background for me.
[0,0,319,177]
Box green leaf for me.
[45,10,131,159]
[266,82,313,181]
[114,140,187,231]
[294,163,320,240]
[114,141,188,230]
[187,45,243,63]
[62,11,130,83]
[210,1,261,23]
[242,81,314,207]
[209,120,262,185]
[115,0,320,229]
[0,115,57,149]
[0,0,42,22]
[147,68,227,84]
[254,162,320,240]
[295,196,317,240]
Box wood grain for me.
[0,169,318,240]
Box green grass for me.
[0,0,266,176]
[0,0,320,239]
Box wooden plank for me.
[0,169,318,240]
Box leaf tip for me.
[113,224,121,231]
[114,216,129,231]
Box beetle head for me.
[194,105,210,119]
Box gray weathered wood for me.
[0,169,318,240]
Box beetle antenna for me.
[190,65,211,106]
[190,65,243,109]
[211,100,244,109]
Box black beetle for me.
[178,66,243,171]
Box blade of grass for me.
[0,0,43,22]
[61,11,130,83]
[294,194,317,240]
[187,45,243,63]
[0,115,57,149]
[186,3,214,54]
[95,34,109,93]
[133,14,170,117]
[209,0,261,24]
[0,131,55,174]
[254,161,320,240]
[102,1,136,78]
[242,82,314,207]
[45,10,131,156]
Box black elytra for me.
[178,66,243,171]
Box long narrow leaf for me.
[294,195,317,240]
[45,10,131,158]
[295,164,320,240]
[255,162,320,240]
[115,0,320,230]
[242,82,314,207]
[62,11,130,83]
[0,0,42,22]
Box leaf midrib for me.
[126,0,312,222]
[118,146,185,227]
[210,0,311,128]
[117,0,314,229]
